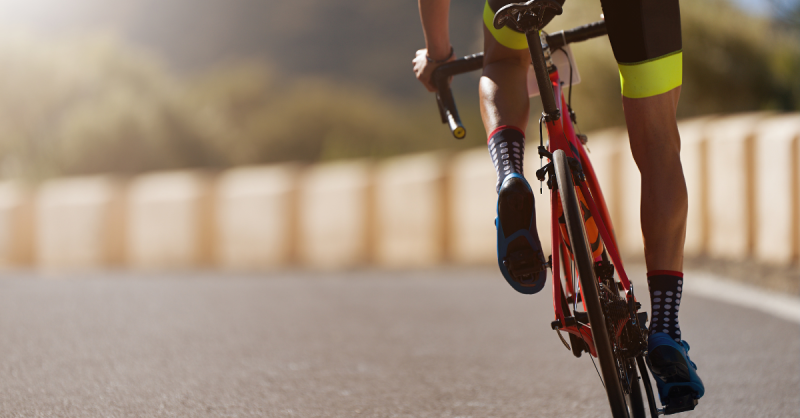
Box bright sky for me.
[730,0,774,13]
[0,0,777,30]
[0,0,139,32]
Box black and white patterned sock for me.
[488,126,526,193]
[647,271,684,343]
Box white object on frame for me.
[527,43,581,98]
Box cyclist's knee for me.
[624,88,682,160]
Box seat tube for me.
[525,30,560,121]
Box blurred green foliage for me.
[0,34,472,179]
[0,0,797,180]
[537,0,800,128]
[680,0,800,115]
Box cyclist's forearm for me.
[418,0,452,60]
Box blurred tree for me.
[181,64,477,166]
[0,34,466,179]
[0,0,796,180]
[519,0,800,131]
[679,0,800,115]
[0,34,225,179]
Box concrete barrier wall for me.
[679,117,713,258]
[215,164,298,270]
[616,132,645,259]
[706,113,768,260]
[126,171,214,269]
[449,148,497,265]
[0,112,796,271]
[35,176,124,269]
[753,115,800,265]
[298,160,372,269]
[0,181,34,267]
[374,152,447,268]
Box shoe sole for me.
[498,177,545,286]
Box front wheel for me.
[553,150,631,418]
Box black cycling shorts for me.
[484,0,682,98]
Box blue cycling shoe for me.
[495,173,547,294]
[647,333,705,413]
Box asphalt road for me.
[0,267,797,418]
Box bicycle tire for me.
[552,150,630,418]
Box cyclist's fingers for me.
[412,55,436,92]
[417,69,436,92]
[418,74,436,92]
[412,58,425,80]
[420,69,437,92]
[413,49,427,65]
[412,48,452,92]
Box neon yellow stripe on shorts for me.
[483,0,528,50]
[618,51,683,99]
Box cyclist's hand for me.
[412,48,454,92]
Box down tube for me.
[558,92,619,254]
[577,181,632,289]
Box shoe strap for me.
[679,341,697,370]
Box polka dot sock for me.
[488,126,526,193]
[647,271,684,343]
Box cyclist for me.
[413,0,704,409]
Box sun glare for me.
[0,0,135,33]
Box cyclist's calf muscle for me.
[479,26,531,135]
[624,88,687,272]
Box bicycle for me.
[430,1,699,416]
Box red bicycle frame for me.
[545,67,636,356]
[430,27,640,359]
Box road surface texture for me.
[0,267,797,417]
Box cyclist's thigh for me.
[482,0,565,63]
[599,0,682,99]
[482,0,529,63]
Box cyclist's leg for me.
[624,89,687,273]
[600,0,687,273]
[481,0,547,294]
[479,15,529,131]
[479,0,564,131]
[600,0,703,408]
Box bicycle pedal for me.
[663,387,699,415]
